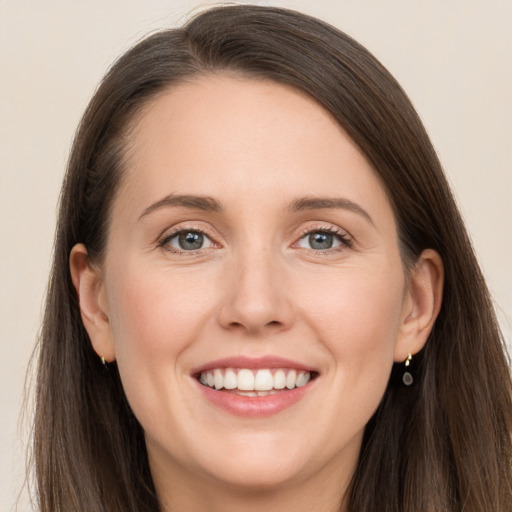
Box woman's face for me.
[86,75,422,500]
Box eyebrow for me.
[290,197,374,226]
[138,193,374,226]
[138,194,222,220]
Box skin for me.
[71,75,443,512]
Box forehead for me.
[126,74,348,174]
[113,74,393,225]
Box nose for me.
[217,247,294,336]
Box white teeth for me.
[198,368,313,393]
[237,369,255,391]
[223,368,237,390]
[254,369,273,391]
[286,369,297,389]
[214,369,223,390]
[273,369,286,389]
[296,371,311,387]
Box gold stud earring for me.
[402,353,413,386]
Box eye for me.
[296,229,351,251]
[163,230,214,252]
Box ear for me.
[69,243,115,362]
[394,249,444,362]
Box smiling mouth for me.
[197,368,317,396]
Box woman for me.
[32,4,512,511]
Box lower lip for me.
[196,380,315,417]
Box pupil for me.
[179,232,203,250]
[309,232,333,250]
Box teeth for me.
[214,369,223,390]
[273,369,286,389]
[238,391,257,397]
[286,369,297,389]
[254,369,273,391]
[223,368,237,390]
[198,368,313,392]
[237,369,255,391]
[296,371,311,387]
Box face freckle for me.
[100,74,411,501]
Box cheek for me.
[105,264,215,410]
[108,263,215,347]
[298,261,405,378]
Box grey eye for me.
[179,232,204,250]
[167,231,213,251]
[309,232,333,250]
[297,231,345,251]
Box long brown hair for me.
[31,5,512,511]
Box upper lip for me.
[190,356,318,376]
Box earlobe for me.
[69,243,115,362]
[394,249,444,362]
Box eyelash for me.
[157,226,218,255]
[157,225,353,255]
[296,225,353,254]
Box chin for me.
[203,456,305,491]
[185,431,315,491]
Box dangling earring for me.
[402,353,413,386]
[100,355,107,366]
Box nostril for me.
[225,319,284,332]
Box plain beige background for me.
[1,0,511,509]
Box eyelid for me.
[157,223,221,253]
[154,221,353,255]
[292,223,353,251]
